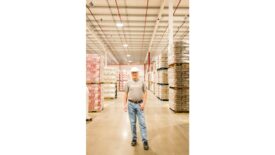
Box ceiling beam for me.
[87,14,186,17]
[90,6,189,9]
[86,20,188,23]
[86,24,119,64]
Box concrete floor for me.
[86,91,189,155]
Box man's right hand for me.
[123,106,128,112]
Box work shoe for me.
[131,139,137,146]
[143,141,149,150]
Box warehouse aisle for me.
[86,91,189,155]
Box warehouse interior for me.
[86,0,189,154]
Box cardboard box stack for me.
[86,54,104,112]
[168,41,189,112]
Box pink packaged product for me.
[87,84,103,112]
[86,54,102,83]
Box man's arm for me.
[140,90,147,110]
[143,90,147,105]
[123,92,128,112]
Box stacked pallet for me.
[168,41,189,112]
[158,53,168,68]
[168,41,189,65]
[158,69,168,84]
[157,84,169,100]
[102,84,116,98]
[87,84,102,112]
[118,71,128,91]
[102,67,118,99]
[86,54,104,112]
[157,53,169,101]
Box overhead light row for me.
[116,22,132,64]
[116,22,123,27]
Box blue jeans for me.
[128,101,148,143]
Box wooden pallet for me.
[157,97,169,101]
[157,83,169,85]
[86,118,92,121]
[168,62,189,67]
[89,107,104,113]
[169,86,189,89]
[157,67,168,71]
[104,97,115,100]
[169,107,189,113]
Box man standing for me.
[123,67,149,150]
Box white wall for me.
[108,65,145,81]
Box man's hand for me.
[140,103,145,111]
[124,106,128,112]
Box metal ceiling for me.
[86,0,189,65]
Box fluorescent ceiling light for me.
[116,22,123,27]
[127,54,131,57]
[123,44,128,48]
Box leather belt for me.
[128,99,143,104]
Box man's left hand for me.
[140,103,145,111]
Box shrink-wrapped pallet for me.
[118,71,129,91]
[103,67,118,83]
[169,88,189,112]
[119,81,127,91]
[86,54,103,83]
[154,82,158,95]
[87,84,103,112]
[158,84,169,100]
[168,63,189,88]
[168,41,189,65]
[158,69,168,84]
[158,53,168,69]
[102,84,116,98]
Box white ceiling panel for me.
[86,0,189,65]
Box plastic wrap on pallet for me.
[158,53,168,69]
[86,54,103,83]
[169,88,189,112]
[154,70,158,84]
[168,64,189,88]
[118,71,129,91]
[87,84,103,112]
[102,84,116,98]
[103,67,118,83]
[154,82,158,95]
[119,81,127,91]
[158,84,169,100]
[158,69,168,84]
[119,71,129,81]
[168,41,189,65]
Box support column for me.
[105,51,107,67]
[168,0,173,60]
